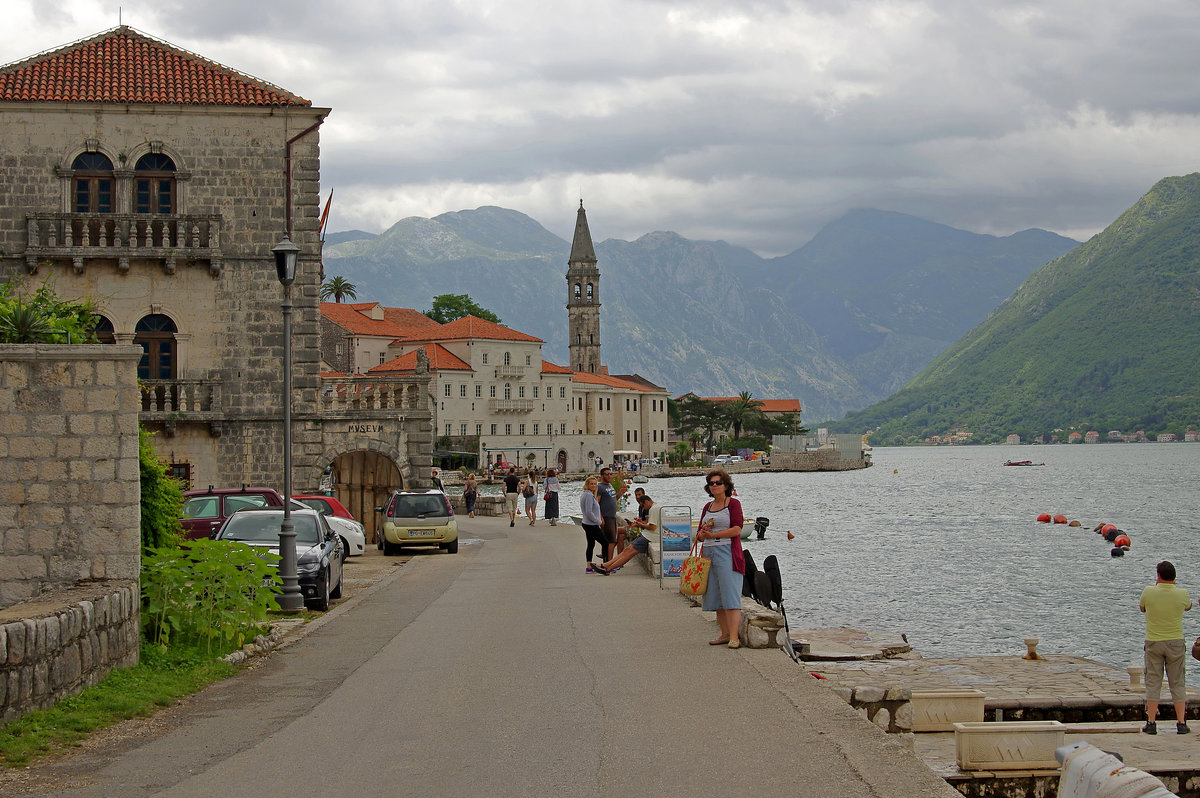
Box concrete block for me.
[953,721,1065,771]
[911,689,987,732]
[854,685,887,703]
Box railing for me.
[139,379,221,418]
[494,365,526,378]
[320,377,428,413]
[488,399,535,413]
[25,213,224,277]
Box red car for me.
[292,494,355,520]
[180,487,285,540]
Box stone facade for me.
[0,345,142,608]
[0,581,140,723]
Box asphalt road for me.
[3,516,960,797]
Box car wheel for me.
[312,570,330,612]
[383,539,398,556]
[446,537,459,554]
[339,536,349,562]
[330,570,343,599]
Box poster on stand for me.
[658,506,693,588]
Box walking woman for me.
[579,476,610,573]
[696,469,745,648]
[463,473,478,518]
[520,471,538,525]
[543,469,561,525]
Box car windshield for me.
[221,513,322,545]
[389,495,446,518]
[224,494,272,514]
[295,498,331,515]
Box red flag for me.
[318,190,333,240]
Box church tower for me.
[566,200,604,374]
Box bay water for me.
[555,445,1200,675]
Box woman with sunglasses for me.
[696,468,745,648]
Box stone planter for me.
[910,689,986,731]
[953,720,1065,770]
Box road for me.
[2,515,960,797]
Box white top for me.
[701,505,732,548]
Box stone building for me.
[0,27,434,528]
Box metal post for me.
[277,282,304,611]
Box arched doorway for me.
[329,450,403,541]
[557,449,567,472]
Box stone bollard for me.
[1022,638,1041,660]
[1127,666,1144,687]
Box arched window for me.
[135,314,177,379]
[135,153,176,214]
[586,283,594,302]
[573,283,581,300]
[93,316,115,344]
[73,153,114,213]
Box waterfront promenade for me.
[0,513,958,797]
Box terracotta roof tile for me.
[0,26,310,106]
[541,360,573,374]
[571,371,654,392]
[321,302,411,337]
[397,315,542,344]
[369,344,472,374]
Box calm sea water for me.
[555,445,1200,673]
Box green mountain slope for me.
[834,174,1200,443]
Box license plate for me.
[409,529,435,537]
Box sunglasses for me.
[707,480,724,487]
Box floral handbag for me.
[679,539,711,597]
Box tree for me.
[723,391,764,440]
[676,395,723,453]
[424,294,502,325]
[320,276,358,303]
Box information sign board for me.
[658,506,693,588]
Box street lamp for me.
[273,232,304,612]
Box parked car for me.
[213,506,344,611]
[491,461,517,470]
[181,487,285,540]
[292,495,365,559]
[712,454,738,465]
[376,489,459,555]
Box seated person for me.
[596,495,661,574]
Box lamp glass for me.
[272,234,300,286]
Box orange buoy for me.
[1102,523,1117,533]
[1113,534,1131,548]
[1052,514,1068,524]
[1037,513,1052,523]
[1068,520,1081,527]
[786,531,795,540]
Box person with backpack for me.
[519,471,539,525]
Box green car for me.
[377,490,459,555]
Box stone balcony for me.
[24,213,224,277]
[320,376,429,414]
[493,364,526,378]
[139,378,222,437]
[488,398,535,413]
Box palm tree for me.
[724,391,764,441]
[320,276,358,303]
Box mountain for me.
[322,207,1075,421]
[322,229,377,247]
[832,174,1200,443]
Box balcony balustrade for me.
[320,377,428,414]
[488,398,535,413]
[25,213,224,277]
[494,365,525,378]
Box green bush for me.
[140,428,184,551]
[142,538,281,655]
[0,280,98,343]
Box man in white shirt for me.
[595,495,661,575]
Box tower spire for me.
[566,201,603,374]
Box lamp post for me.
[273,232,304,612]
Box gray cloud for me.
[7,0,1200,254]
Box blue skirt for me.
[700,543,743,611]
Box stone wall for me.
[0,581,140,723]
[0,344,142,608]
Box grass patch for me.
[0,643,236,768]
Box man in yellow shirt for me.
[1140,560,1192,734]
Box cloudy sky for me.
[6,1,1200,255]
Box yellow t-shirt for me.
[1140,582,1191,641]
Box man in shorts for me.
[597,467,618,562]
[596,494,661,574]
[1140,560,1192,734]
[503,467,521,527]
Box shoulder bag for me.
[1191,637,1200,662]
[679,538,711,597]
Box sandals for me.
[708,637,730,646]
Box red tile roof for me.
[321,302,412,338]
[0,26,310,106]
[397,315,542,344]
[383,307,441,331]
[369,345,472,374]
[571,371,654,392]
[541,360,573,374]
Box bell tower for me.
[566,200,603,374]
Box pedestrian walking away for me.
[543,469,560,525]
[463,473,478,518]
[503,467,521,527]
[579,476,611,573]
[520,471,538,525]
[1140,559,1192,734]
[696,469,745,649]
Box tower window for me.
[586,283,594,302]
[574,283,581,299]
